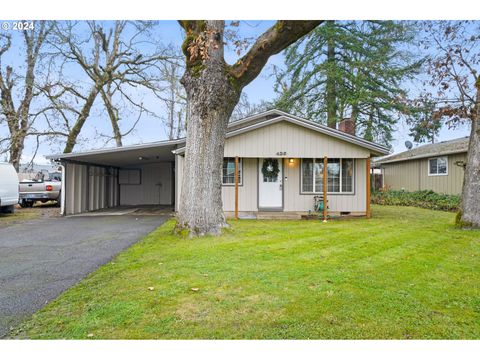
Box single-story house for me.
[374,136,469,195]
[47,109,389,217]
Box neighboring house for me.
[46,110,389,217]
[374,137,469,195]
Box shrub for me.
[371,189,460,212]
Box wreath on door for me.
[262,158,280,180]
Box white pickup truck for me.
[19,171,62,207]
[0,162,19,213]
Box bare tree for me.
[157,57,188,139]
[423,21,480,227]
[176,20,321,236]
[0,21,53,170]
[44,21,175,153]
[231,93,272,121]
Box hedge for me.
[371,190,460,212]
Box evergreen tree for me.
[274,21,421,146]
[405,95,442,144]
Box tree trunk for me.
[325,20,337,129]
[176,20,321,236]
[351,104,359,136]
[9,133,24,171]
[63,85,101,153]
[459,80,480,227]
[176,21,240,236]
[176,110,183,139]
[101,88,123,147]
[363,106,374,142]
[167,91,175,140]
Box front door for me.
[258,158,283,210]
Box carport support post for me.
[366,157,371,218]
[86,165,90,212]
[235,156,239,220]
[323,156,328,223]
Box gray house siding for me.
[119,163,173,206]
[381,152,467,195]
[64,162,120,215]
[176,121,374,214]
[52,110,388,216]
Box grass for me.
[15,206,480,339]
[0,207,39,228]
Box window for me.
[327,159,340,192]
[222,158,242,185]
[301,158,354,194]
[341,159,354,192]
[302,159,314,192]
[428,157,448,176]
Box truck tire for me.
[55,192,61,207]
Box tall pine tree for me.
[274,21,421,146]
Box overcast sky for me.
[0,20,472,166]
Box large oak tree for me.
[176,20,321,236]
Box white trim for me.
[228,109,285,127]
[428,156,448,176]
[59,164,65,216]
[47,138,184,160]
[300,158,355,195]
[375,149,466,165]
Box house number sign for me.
[276,151,287,156]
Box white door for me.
[258,158,283,209]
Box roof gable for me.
[175,110,389,156]
[223,119,373,158]
[375,137,469,165]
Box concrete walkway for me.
[0,214,168,338]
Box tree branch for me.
[229,20,322,88]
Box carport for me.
[47,139,184,216]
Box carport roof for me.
[374,136,469,165]
[46,138,185,167]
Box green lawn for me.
[16,206,480,339]
[0,208,39,228]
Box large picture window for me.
[222,158,242,185]
[428,157,448,176]
[301,158,354,194]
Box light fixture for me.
[289,158,295,164]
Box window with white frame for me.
[428,157,448,176]
[301,158,354,194]
[222,158,242,185]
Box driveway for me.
[0,214,168,338]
